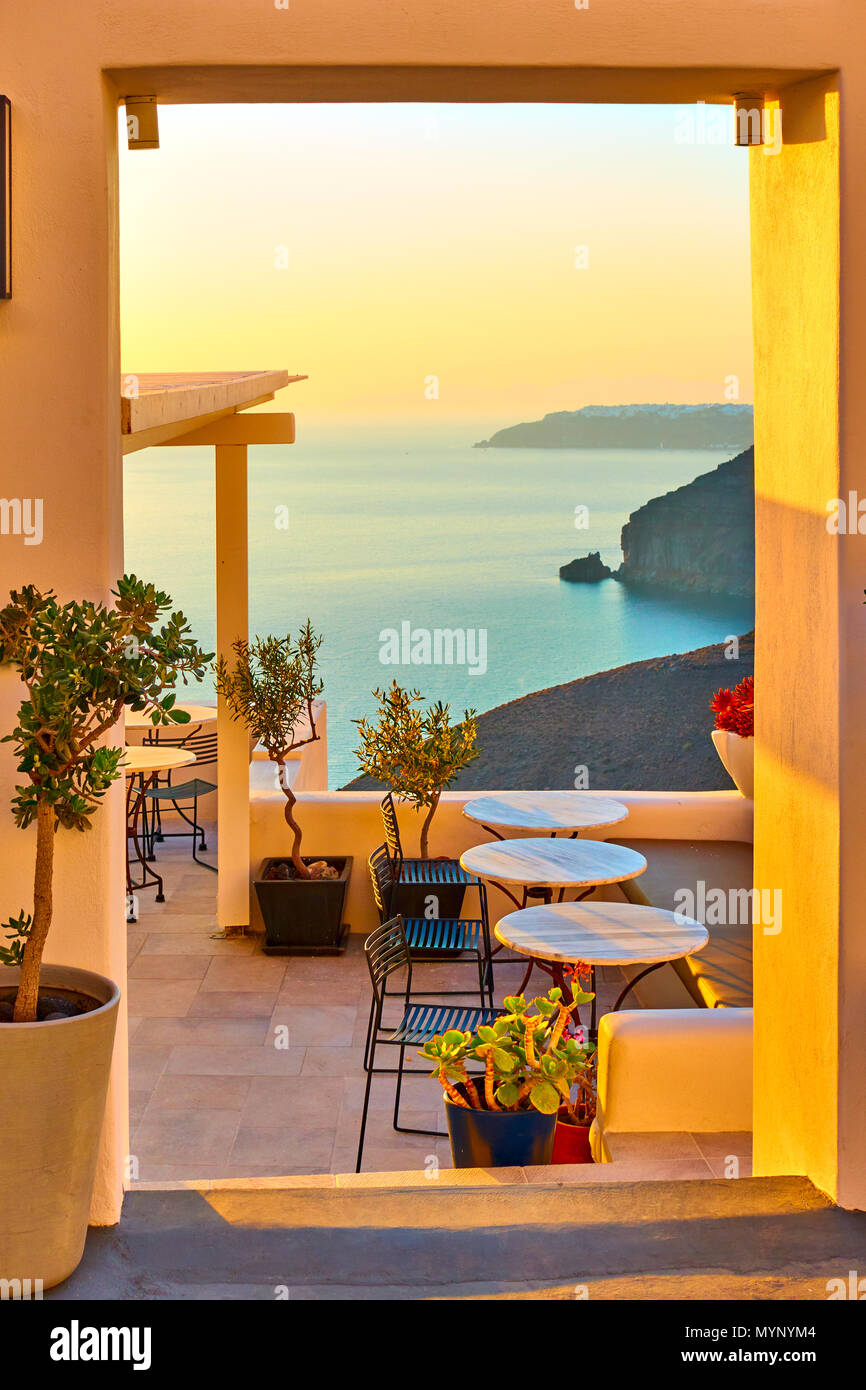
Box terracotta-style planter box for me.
[711,729,754,799]
[0,964,120,1290]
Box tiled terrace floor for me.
[127,842,750,1182]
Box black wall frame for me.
[1,97,10,299]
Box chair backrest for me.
[367,845,395,923]
[380,792,404,867]
[144,727,218,780]
[364,915,411,1007]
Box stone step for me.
[57,1173,866,1300]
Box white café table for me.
[122,745,196,910]
[494,899,708,1036]
[460,835,648,999]
[463,791,628,839]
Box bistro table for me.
[463,791,628,840]
[494,899,708,1037]
[123,744,196,914]
[459,836,648,995]
[459,836,647,911]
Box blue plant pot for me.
[445,1101,556,1168]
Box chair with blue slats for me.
[356,915,501,1172]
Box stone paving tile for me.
[187,989,281,1018]
[268,1003,357,1047]
[146,1073,251,1112]
[126,978,202,1018]
[128,953,212,981]
[164,1045,305,1077]
[239,1076,345,1128]
[200,956,288,992]
[132,1108,241,1164]
[133,1016,270,1047]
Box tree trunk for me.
[277,762,310,878]
[419,792,439,860]
[13,798,55,1023]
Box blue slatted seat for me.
[402,917,482,952]
[389,1000,499,1046]
[367,845,493,1017]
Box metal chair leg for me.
[356,1031,377,1172]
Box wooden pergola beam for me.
[154,413,295,446]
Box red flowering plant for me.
[710,675,754,738]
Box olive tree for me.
[0,576,212,1022]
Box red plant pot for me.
[551,1111,593,1165]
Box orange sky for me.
[119,103,753,438]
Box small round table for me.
[123,745,196,910]
[463,791,628,840]
[460,837,646,911]
[495,900,708,1037]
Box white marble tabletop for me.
[121,746,196,776]
[124,702,217,730]
[459,837,646,888]
[462,791,628,833]
[494,900,708,965]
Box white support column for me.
[215,444,251,930]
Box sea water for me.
[124,435,754,787]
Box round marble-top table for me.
[124,702,217,731]
[460,836,646,904]
[123,746,196,911]
[462,791,628,839]
[494,900,708,1036]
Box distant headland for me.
[474,403,753,451]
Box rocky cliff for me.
[619,446,754,597]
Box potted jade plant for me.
[421,986,594,1168]
[710,674,754,799]
[0,576,210,1288]
[354,680,478,919]
[217,625,351,953]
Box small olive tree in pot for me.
[0,576,211,1287]
[216,624,351,953]
[354,680,478,917]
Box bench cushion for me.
[616,839,753,1009]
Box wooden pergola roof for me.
[121,369,307,452]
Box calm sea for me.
[124,436,754,788]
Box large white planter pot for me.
[711,729,754,799]
[0,963,119,1290]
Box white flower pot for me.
[711,729,754,799]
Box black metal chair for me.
[367,845,493,1010]
[380,791,479,901]
[143,727,217,871]
[356,915,500,1173]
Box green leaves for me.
[353,680,478,812]
[420,986,597,1118]
[0,910,32,966]
[215,624,323,763]
[0,576,212,958]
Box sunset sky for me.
[119,103,753,438]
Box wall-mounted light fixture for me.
[125,96,160,150]
[1,96,10,299]
[733,94,766,147]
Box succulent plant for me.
[421,986,596,1118]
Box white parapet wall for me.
[249,780,754,937]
